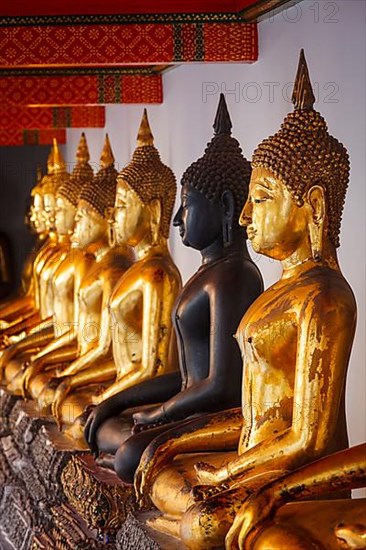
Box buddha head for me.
[241,50,350,263]
[31,139,70,234]
[56,133,93,236]
[113,109,176,248]
[174,94,251,251]
[29,165,45,234]
[72,134,117,250]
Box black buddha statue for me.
[84,94,264,483]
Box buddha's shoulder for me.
[296,266,356,310]
[127,255,180,284]
[209,255,262,286]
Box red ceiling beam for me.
[0,106,105,129]
[0,73,163,106]
[0,129,66,146]
[0,1,241,17]
[0,22,257,68]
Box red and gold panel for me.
[204,22,258,61]
[0,106,105,129]
[0,23,257,67]
[0,74,163,105]
[0,128,66,146]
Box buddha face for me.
[240,167,308,261]
[114,179,150,246]
[55,196,76,236]
[43,193,57,232]
[30,193,47,234]
[173,183,222,250]
[72,202,107,249]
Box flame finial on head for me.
[137,109,154,147]
[52,137,66,173]
[213,93,232,136]
[57,132,94,207]
[76,132,90,164]
[100,134,115,169]
[292,49,316,110]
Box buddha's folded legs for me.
[96,413,200,482]
[253,499,366,550]
[96,415,134,456]
[150,453,283,549]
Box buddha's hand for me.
[84,402,110,455]
[192,483,230,502]
[132,406,167,433]
[21,358,43,398]
[0,345,16,380]
[51,377,72,429]
[134,439,172,508]
[0,320,10,331]
[225,489,277,550]
[194,461,227,485]
[0,346,12,369]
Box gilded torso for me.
[236,265,356,455]
[109,252,180,379]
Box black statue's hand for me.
[132,406,167,434]
[84,402,110,455]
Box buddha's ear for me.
[307,185,326,261]
[221,190,235,247]
[149,198,162,245]
[221,189,235,219]
[307,185,325,224]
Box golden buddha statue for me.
[48,110,181,433]
[21,134,133,425]
[131,50,357,549]
[0,163,52,333]
[4,134,94,395]
[226,443,366,550]
[0,141,70,382]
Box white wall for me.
[65,0,365,449]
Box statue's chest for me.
[237,288,298,383]
[173,283,210,342]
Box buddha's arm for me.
[4,315,54,346]
[52,361,117,425]
[60,282,113,378]
[84,371,182,453]
[22,345,78,397]
[31,328,77,361]
[133,278,245,429]
[197,287,357,486]
[94,279,167,402]
[0,326,55,379]
[226,443,366,550]
[0,295,35,325]
[0,320,54,360]
[1,312,40,344]
[135,408,242,501]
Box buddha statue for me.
[48,109,182,436]
[4,134,94,395]
[21,134,133,425]
[0,162,53,333]
[84,95,263,484]
[0,141,70,383]
[226,443,365,550]
[126,51,357,549]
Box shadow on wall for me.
[0,145,50,289]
